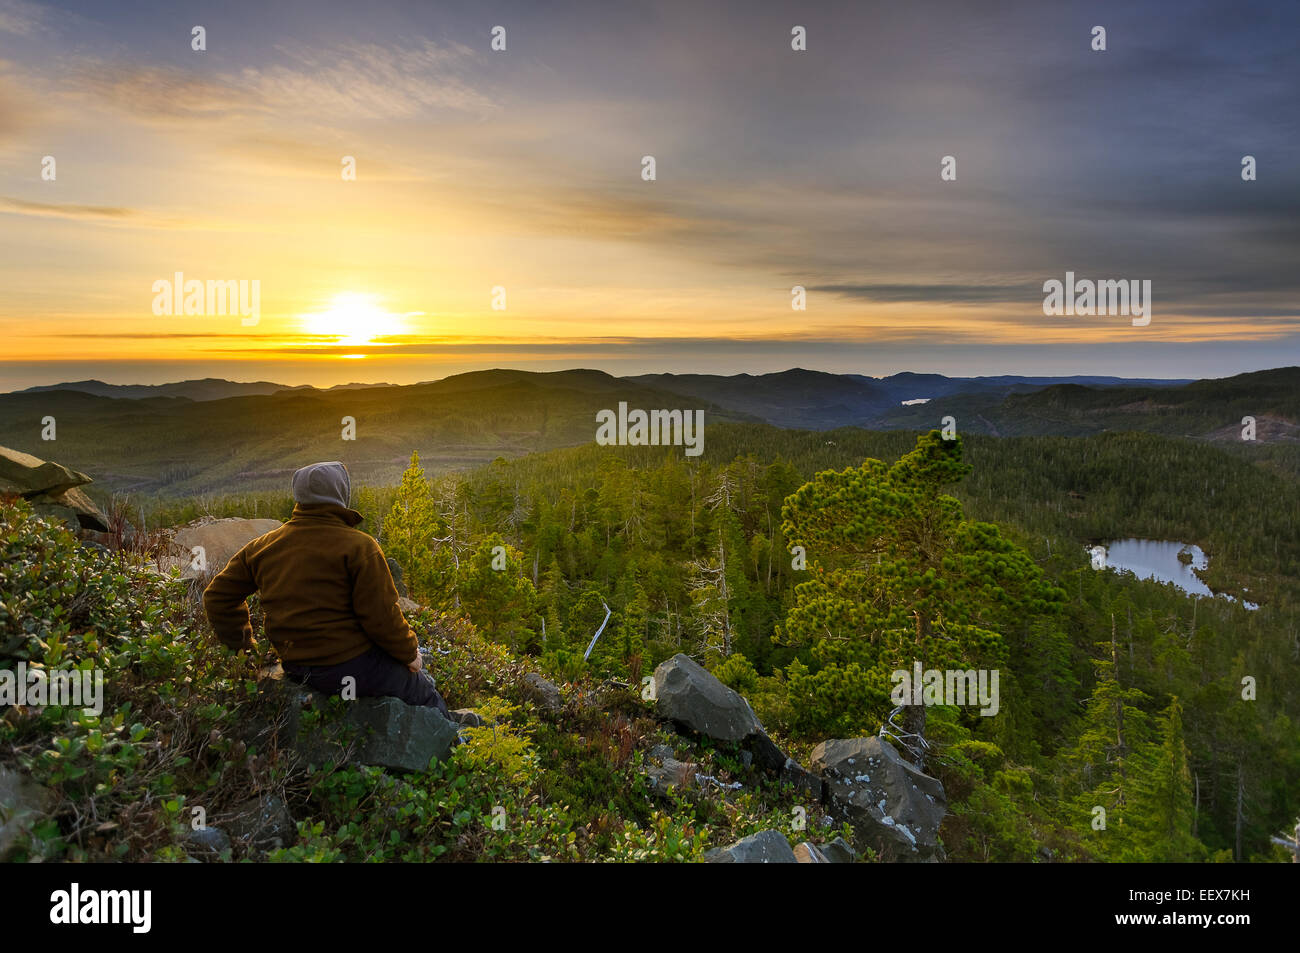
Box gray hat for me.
[292,461,351,507]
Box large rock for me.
[0,445,91,496]
[162,517,282,578]
[811,736,947,862]
[821,836,860,863]
[704,829,798,864]
[523,672,564,713]
[653,654,762,743]
[183,825,232,861]
[780,756,824,802]
[256,673,460,773]
[0,445,108,531]
[0,766,53,860]
[30,486,110,532]
[224,795,296,851]
[340,696,460,772]
[644,756,698,795]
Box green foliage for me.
[456,534,538,651]
[383,451,439,602]
[711,652,758,695]
[453,699,537,784]
[9,403,1300,864]
[777,431,1063,739]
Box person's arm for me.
[202,549,258,651]
[351,541,418,666]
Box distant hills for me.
[877,366,1300,440]
[14,378,395,402]
[0,366,1294,496]
[627,369,1192,430]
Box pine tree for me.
[456,533,537,651]
[1122,696,1205,861]
[383,451,437,602]
[777,431,1065,759]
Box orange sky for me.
[2,0,1297,386]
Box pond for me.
[1091,538,1259,610]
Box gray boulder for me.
[704,829,798,864]
[0,445,91,496]
[780,756,824,802]
[644,756,697,795]
[224,795,296,851]
[811,736,947,862]
[0,445,109,531]
[257,673,460,773]
[647,743,676,764]
[183,825,231,860]
[653,654,761,743]
[449,708,484,728]
[342,696,460,772]
[743,728,788,772]
[523,672,564,713]
[821,836,860,863]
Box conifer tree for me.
[778,431,1065,756]
[383,451,437,602]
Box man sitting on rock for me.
[202,460,450,716]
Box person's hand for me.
[408,652,424,673]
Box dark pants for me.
[282,646,450,717]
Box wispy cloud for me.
[70,38,496,126]
[0,0,46,37]
[0,197,136,221]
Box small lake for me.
[1092,539,1258,609]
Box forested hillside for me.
[5,367,1290,498]
[879,367,1300,440]
[130,423,1300,861]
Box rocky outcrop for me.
[654,654,761,742]
[820,835,860,863]
[159,517,283,579]
[780,757,824,801]
[254,672,459,773]
[0,445,108,531]
[811,736,947,862]
[704,829,798,863]
[652,654,812,791]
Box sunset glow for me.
[0,0,1297,389]
[301,295,412,347]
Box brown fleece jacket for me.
[201,503,417,666]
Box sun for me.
[302,293,409,347]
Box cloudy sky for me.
[1,0,1297,388]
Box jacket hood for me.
[292,461,350,508]
[290,502,364,527]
